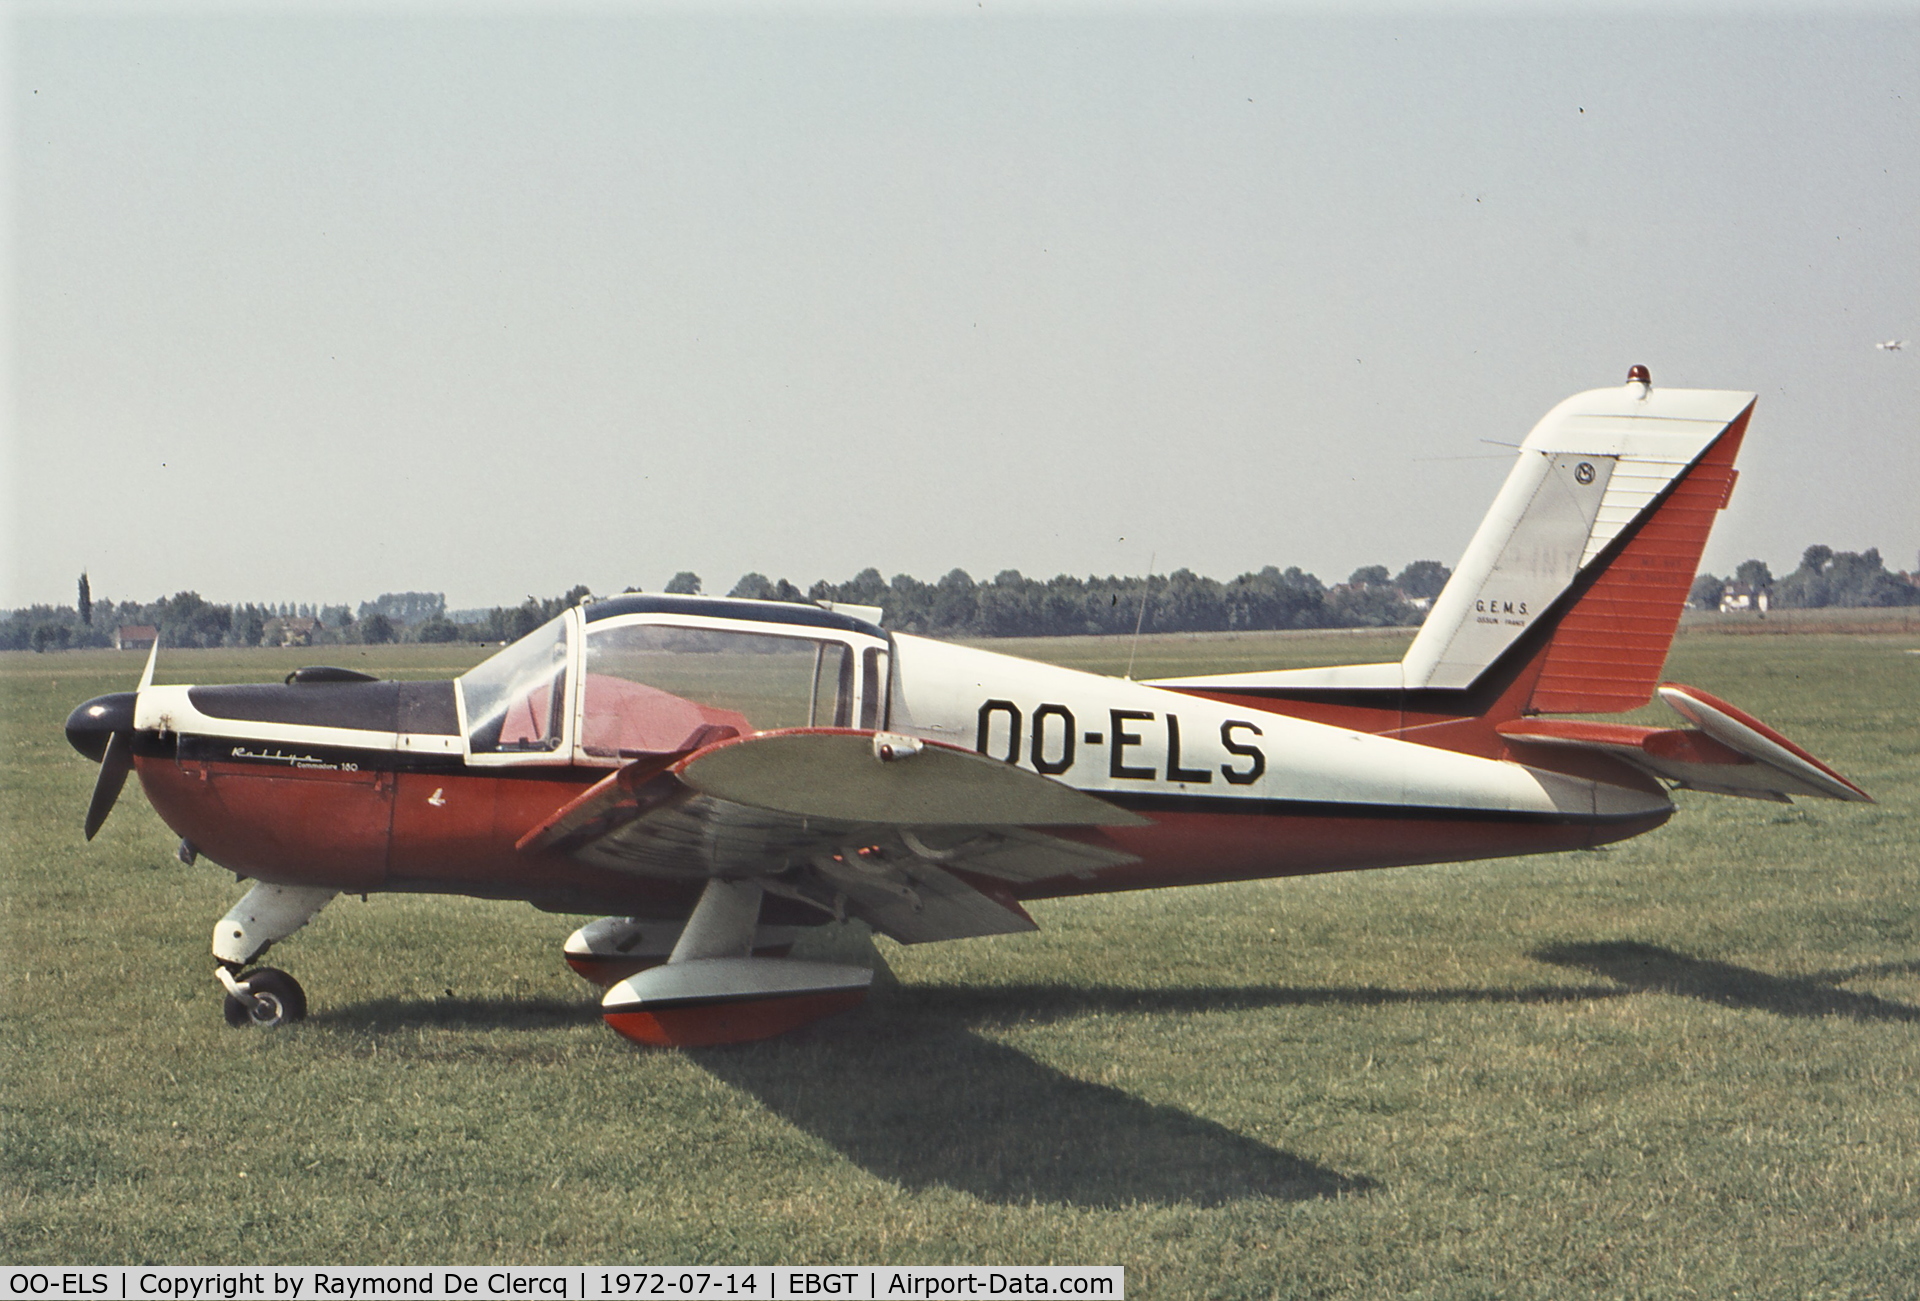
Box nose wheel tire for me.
[221,967,308,1028]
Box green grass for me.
[3,632,1917,1296]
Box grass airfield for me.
[3,629,1916,1296]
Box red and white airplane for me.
[66,368,1870,1046]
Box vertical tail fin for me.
[1403,370,1753,711]
[1148,369,1755,717]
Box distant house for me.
[280,616,318,647]
[115,625,158,651]
[1719,582,1770,615]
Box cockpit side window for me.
[813,642,854,729]
[581,623,851,759]
[860,647,884,729]
[460,614,571,754]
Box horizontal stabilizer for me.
[1496,684,1870,803]
[1656,683,1871,802]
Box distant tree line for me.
[721,561,1452,638]
[10,544,1913,652]
[2,590,273,653]
[0,585,593,652]
[3,562,1446,651]
[1689,546,1920,611]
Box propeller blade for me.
[84,730,133,841]
[138,634,160,691]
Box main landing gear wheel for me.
[221,967,308,1028]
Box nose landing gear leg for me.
[212,883,336,1028]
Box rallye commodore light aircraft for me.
[67,368,1871,1046]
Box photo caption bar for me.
[0,1268,1123,1301]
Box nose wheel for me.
[218,966,308,1028]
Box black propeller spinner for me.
[66,690,139,840]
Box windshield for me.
[460,614,570,753]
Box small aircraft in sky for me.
[66,368,1871,1046]
[1877,339,1905,351]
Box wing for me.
[1497,682,1871,804]
[519,729,1146,944]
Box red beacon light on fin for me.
[1626,364,1651,399]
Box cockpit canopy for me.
[455,595,890,764]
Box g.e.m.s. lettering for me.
[975,700,1264,785]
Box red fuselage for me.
[132,682,1666,923]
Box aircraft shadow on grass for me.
[1533,940,1920,1023]
[309,939,1916,1207]
[1816,957,1920,985]
[689,1000,1373,1211]
[313,974,1376,1207]
[697,944,1915,1207]
[311,982,1366,1206]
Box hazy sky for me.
[5,2,1915,613]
